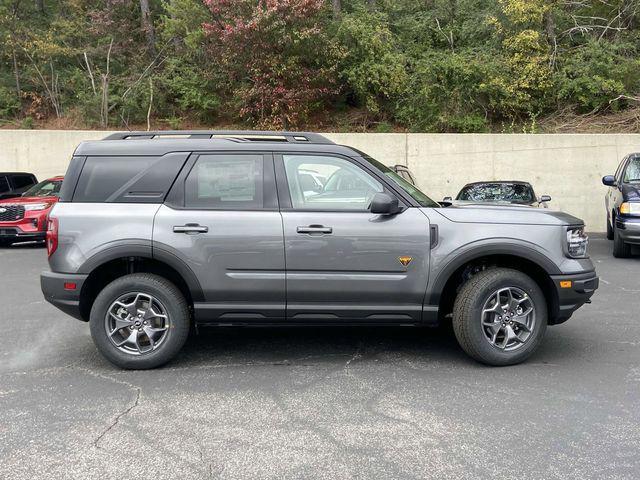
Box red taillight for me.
[46,217,58,257]
[64,282,76,290]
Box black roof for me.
[0,172,36,176]
[75,130,356,157]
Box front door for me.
[278,153,431,323]
[153,152,285,323]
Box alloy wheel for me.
[480,287,536,352]
[104,292,170,355]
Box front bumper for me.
[615,216,640,245]
[41,270,88,321]
[0,212,48,242]
[550,271,599,325]
[0,227,46,242]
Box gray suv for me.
[41,131,598,369]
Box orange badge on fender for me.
[398,256,412,267]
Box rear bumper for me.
[41,271,88,321]
[615,217,640,244]
[550,271,599,325]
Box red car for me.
[0,176,63,247]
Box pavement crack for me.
[93,387,141,450]
[344,342,364,370]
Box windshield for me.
[624,158,640,182]
[359,154,439,207]
[457,183,535,204]
[22,179,63,198]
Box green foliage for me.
[2,0,640,131]
[0,86,20,118]
[337,10,407,114]
[555,40,640,112]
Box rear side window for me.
[185,154,264,209]
[73,154,188,203]
[0,176,9,193]
[11,175,35,190]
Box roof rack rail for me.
[102,130,334,144]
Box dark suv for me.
[603,154,640,257]
[41,131,598,369]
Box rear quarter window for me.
[73,154,188,203]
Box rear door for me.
[153,152,285,323]
[277,153,431,323]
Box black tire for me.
[90,273,190,369]
[612,224,632,258]
[452,268,548,366]
[606,215,614,240]
[0,239,11,248]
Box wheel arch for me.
[430,245,560,324]
[77,251,203,322]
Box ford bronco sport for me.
[41,131,598,369]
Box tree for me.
[202,0,338,128]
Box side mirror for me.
[443,196,453,202]
[370,193,399,215]
[539,195,551,203]
[602,175,616,187]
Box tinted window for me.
[284,155,383,211]
[74,156,158,202]
[23,179,63,197]
[623,158,640,182]
[0,176,9,193]
[457,183,535,203]
[185,154,264,209]
[11,175,35,190]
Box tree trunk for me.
[139,0,157,56]
[331,0,341,17]
[11,43,21,99]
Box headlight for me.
[566,226,589,258]
[23,203,50,211]
[620,202,640,216]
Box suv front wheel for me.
[89,273,191,369]
[452,268,548,366]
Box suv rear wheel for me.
[452,268,547,366]
[89,273,190,369]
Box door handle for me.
[297,225,333,235]
[173,223,209,234]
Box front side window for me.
[283,155,383,211]
[185,154,264,209]
[22,179,63,197]
[623,157,640,182]
[357,153,439,207]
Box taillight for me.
[46,217,58,257]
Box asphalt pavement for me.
[0,236,638,480]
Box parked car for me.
[41,131,597,369]
[0,176,63,247]
[603,153,640,257]
[444,181,551,207]
[0,172,38,200]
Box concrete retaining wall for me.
[2,130,638,232]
